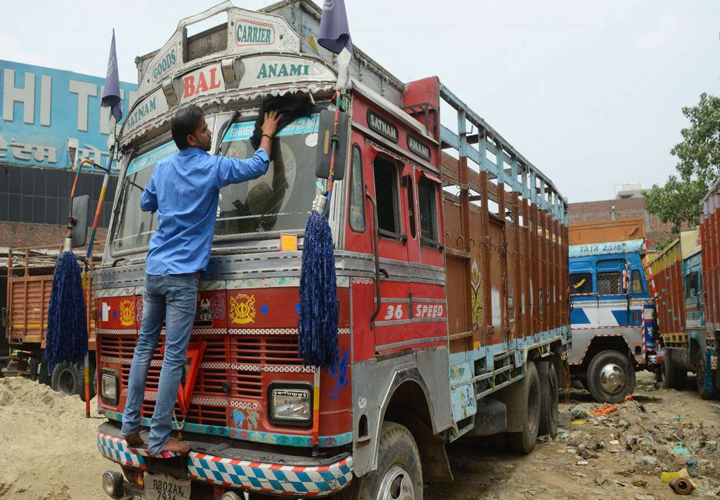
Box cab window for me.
[631,270,644,294]
[373,157,400,237]
[349,145,365,232]
[570,273,592,294]
[419,177,439,245]
[686,271,700,298]
[597,272,622,295]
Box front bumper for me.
[97,423,353,497]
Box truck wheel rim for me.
[599,364,625,394]
[379,464,415,500]
[59,370,75,394]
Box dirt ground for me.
[430,372,720,500]
[0,372,719,500]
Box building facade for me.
[568,195,682,252]
[0,59,137,347]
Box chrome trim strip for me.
[377,336,447,350]
[375,319,412,327]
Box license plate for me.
[144,473,191,500]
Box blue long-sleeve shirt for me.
[140,146,269,275]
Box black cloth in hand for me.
[250,94,314,151]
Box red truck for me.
[93,2,570,499]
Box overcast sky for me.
[2,0,719,202]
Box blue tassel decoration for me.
[298,210,339,368]
[45,251,88,375]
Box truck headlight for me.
[101,369,119,405]
[269,385,312,425]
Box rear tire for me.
[587,351,635,403]
[665,351,687,390]
[358,422,422,500]
[507,361,541,454]
[537,359,558,438]
[28,357,39,382]
[51,362,82,397]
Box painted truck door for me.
[365,144,412,356]
[411,169,447,345]
[344,133,374,362]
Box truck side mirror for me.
[315,109,349,181]
[71,195,90,248]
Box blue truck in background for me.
[568,239,661,402]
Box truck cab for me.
[568,239,659,402]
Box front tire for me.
[537,359,558,438]
[586,351,635,403]
[359,422,422,500]
[507,361,541,454]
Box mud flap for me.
[402,412,453,483]
[493,374,525,433]
[467,398,507,437]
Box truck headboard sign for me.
[124,88,169,133]
[152,45,179,83]
[569,239,645,258]
[367,109,398,143]
[407,134,431,161]
[238,56,335,88]
[235,19,275,46]
[180,64,225,103]
[137,8,301,96]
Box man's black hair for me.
[172,104,204,150]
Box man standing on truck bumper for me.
[121,104,281,454]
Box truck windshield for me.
[110,113,319,254]
[112,141,177,254]
[215,113,319,238]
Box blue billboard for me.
[0,59,137,172]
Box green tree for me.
[646,92,720,233]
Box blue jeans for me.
[122,273,198,454]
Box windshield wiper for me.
[126,179,146,192]
[215,110,241,155]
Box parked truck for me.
[650,230,718,398]
[568,219,660,403]
[3,245,98,397]
[650,177,720,399]
[699,180,720,395]
[93,2,570,499]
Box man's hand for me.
[259,110,282,156]
[261,110,282,137]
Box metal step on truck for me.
[93,2,570,499]
[567,219,660,403]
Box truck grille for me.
[98,331,303,427]
[231,336,302,398]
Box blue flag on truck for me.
[318,0,353,55]
[101,30,123,121]
[318,0,352,90]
